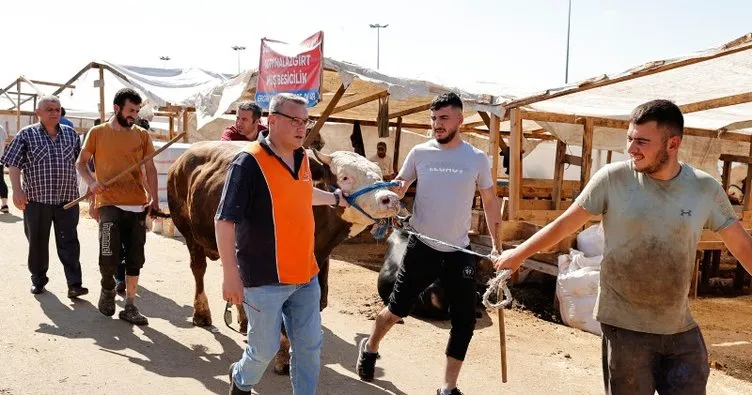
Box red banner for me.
[256,31,323,109]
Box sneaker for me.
[228,362,251,395]
[67,286,89,298]
[436,388,464,395]
[119,304,149,326]
[356,337,379,382]
[98,288,116,316]
[0,205,8,213]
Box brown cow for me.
[166,140,400,374]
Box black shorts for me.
[98,206,147,289]
[387,234,477,360]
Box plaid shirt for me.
[0,123,81,205]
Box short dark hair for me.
[377,141,387,148]
[113,88,142,108]
[238,101,263,120]
[629,99,684,139]
[430,92,463,112]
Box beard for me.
[435,128,458,144]
[116,110,135,127]
[634,146,669,174]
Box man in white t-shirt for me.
[356,92,503,395]
[368,141,395,180]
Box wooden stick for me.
[64,132,186,210]
[494,223,508,383]
[302,83,347,147]
[498,287,508,383]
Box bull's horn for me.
[312,149,332,165]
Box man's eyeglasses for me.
[272,111,316,129]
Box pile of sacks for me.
[556,223,604,336]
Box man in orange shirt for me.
[76,88,159,326]
[217,93,347,395]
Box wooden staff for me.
[64,132,186,210]
[494,223,508,383]
[498,287,508,383]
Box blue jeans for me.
[231,276,323,394]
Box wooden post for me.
[98,66,106,122]
[508,108,523,220]
[489,114,501,182]
[606,150,613,164]
[721,160,732,192]
[480,111,508,150]
[580,118,594,190]
[745,136,752,211]
[551,139,568,209]
[392,117,402,174]
[16,79,21,133]
[182,110,189,142]
[168,115,175,140]
[303,83,347,147]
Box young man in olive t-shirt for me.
[495,99,752,394]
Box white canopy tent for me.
[501,33,752,181]
[496,32,752,222]
[0,61,233,137]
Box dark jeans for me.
[23,201,82,287]
[0,173,8,199]
[387,235,477,361]
[98,206,146,290]
[601,323,710,395]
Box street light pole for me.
[369,24,389,69]
[565,0,572,84]
[232,45,246,74]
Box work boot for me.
[98,288,116,316]
[228,362,251,395]
[119,304,149,326]
[30,285,45,295]
[356,337,379,382]
[67,286,89,299]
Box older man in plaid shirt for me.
[0,95,88,297]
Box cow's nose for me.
[381,197,392,205]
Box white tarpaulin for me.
[188,57,511,141]
[507,33,752,180]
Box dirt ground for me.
[1,199,752,394]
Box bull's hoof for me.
[193,292,212,327]
[273,363,290,375]
[192,312,212,327]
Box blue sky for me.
[2,0,750,95]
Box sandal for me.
[0,205,8,213]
